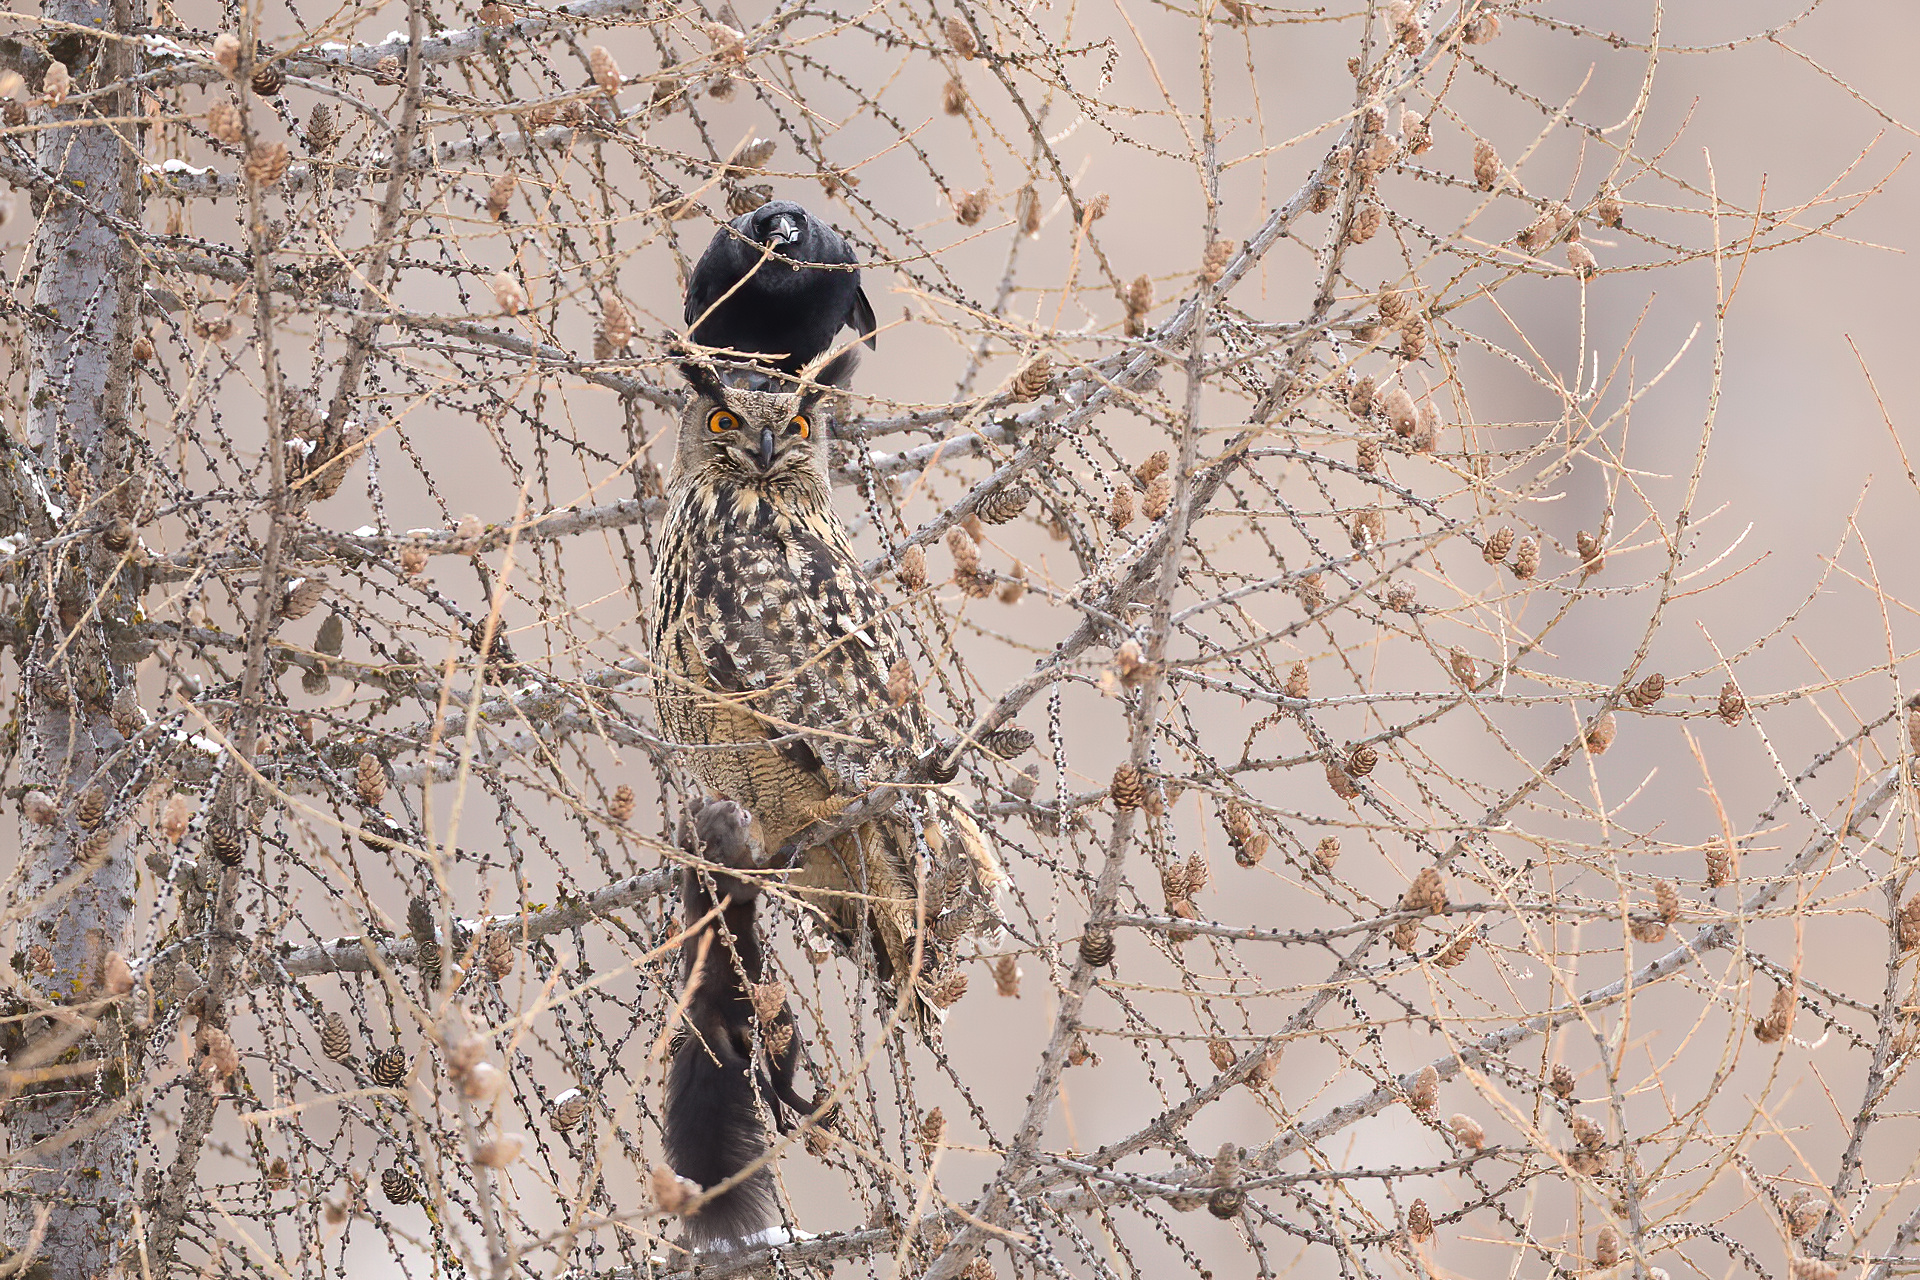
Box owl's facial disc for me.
[705,397,812,478]
[751,417,815,477]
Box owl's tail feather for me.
[790,792,1004,1040]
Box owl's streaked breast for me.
[652,474,836,655]
[651,462,927,832]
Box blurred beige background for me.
[9,0,1918,1273]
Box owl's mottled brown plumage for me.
[651,354,1002,1032]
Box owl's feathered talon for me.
[766,797,853,869]
[918,739,962,784]
[800,795,854,826]
[768,740,965,866]
[771,784,902,869]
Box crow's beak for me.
[758,427,777,472]
[766,212,802,248]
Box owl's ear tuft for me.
[820,346,860,389]
[673,350,730,405]
[801,348,860,406]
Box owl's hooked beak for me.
[757,426,778,472]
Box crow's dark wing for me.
[851,286,878,350]
[790,213,876,351]
[684,226,745,329]
[796,210,855,265]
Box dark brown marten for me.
[663,797,831,1251]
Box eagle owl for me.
[650,351,1002,1031]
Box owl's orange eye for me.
[707,408,738,434]
[789,414,811,440]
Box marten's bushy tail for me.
[661,797,824,1251]
[663,1013,779,1249]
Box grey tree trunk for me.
[4,0,143,1271]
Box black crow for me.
[683,200,878,377]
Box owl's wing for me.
[684,526,929,795]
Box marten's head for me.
[677,796,765,904]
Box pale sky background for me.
[11,0,1917,1273]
